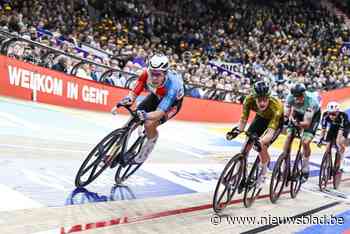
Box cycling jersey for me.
[321,111,350,130]
[285,91,321,140]
[285,91,321,117]
[133,69,185,112]
[309,91,322,106]
[241,95,284,130]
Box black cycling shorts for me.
[137,93,183,124]
[247,114,283,145]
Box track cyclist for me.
[116,54,184,164]
[227,80,284,189]
[283,83,321,182]
[319,101,350,172]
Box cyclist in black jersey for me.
[319,101,350,171]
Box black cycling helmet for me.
[291,83,306,97]
[252,80,271,98]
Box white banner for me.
[208,60,244,78]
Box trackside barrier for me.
[0,55,350,123]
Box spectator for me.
[1,0,350,103]
[76,63,92,80]
[52,56,68,73]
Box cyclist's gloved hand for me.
[317,137,324,147]
[291,117,300,127]
[136,110,148,121]
[226,127,240,140]
[118,96,134,106]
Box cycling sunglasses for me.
[150,70,165,78]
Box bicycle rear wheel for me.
[333,152,342,190]
[212,154,244,213]
[75,129,124,187]
[290,151,303,198]
[243,156,261,208]
[269,153,288,203]
[114,133,147,185]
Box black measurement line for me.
[241,201,341,234]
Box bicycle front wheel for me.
[333,152,342,190]
[319,151,332,191]
[212,154,244,213]
[243,156,261,208]
[75,129,124,187]
[270,153,288,203]
[290,151,303,198]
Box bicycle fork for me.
[238,157,248,194]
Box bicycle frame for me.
[240,134,256,155]
[324,139,339,159]
[239,132,261,187]
[117,104,143,131]
[212,132,262,211]
[75,104,146,187]
[116,105,146,161]
[281,123,303,185]
[319,137,342,190]
[284,123,302,155]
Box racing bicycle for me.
[319,138,342,191]
[269,121,304,203]
[213,131,263,213]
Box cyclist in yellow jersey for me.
[227,81,284,188]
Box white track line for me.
[0,112,39,131]
[301,184,350,202]
[176,148,205,158]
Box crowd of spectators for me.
[330,0,350,16]
[0,0,350,103]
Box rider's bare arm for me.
[238,118,247,132]
[128,91,137,100]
